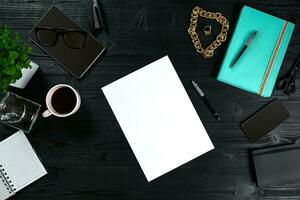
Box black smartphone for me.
[241,99,289,143]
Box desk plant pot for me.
[9,61,39,89]
[0,25,32,92]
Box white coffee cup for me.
[42,84,81,118]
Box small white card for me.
[102,56,214,181]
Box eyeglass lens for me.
[64,32,86,48]
[37,29,58,46]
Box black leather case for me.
[253,144,300,187]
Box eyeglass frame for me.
[34,27,88,49]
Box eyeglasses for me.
[35,27,88,49]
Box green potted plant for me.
[0,25,38,92]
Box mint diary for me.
[217,6,295,97]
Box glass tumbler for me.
[0,92,41,133]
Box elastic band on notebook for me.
[258,21,289,96]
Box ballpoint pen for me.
[191,80,221,120]
[89,0,106,35]
[230,31,257,67]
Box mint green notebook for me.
[217,6,295,97]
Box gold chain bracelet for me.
[187,6,229,58]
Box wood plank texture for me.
[0,0,300,199]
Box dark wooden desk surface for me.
[0,0,300,199]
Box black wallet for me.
[253,144,300,187]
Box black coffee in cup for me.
[51,87,77,114]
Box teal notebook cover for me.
[217,6,295,97]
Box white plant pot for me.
[9,61,39,89]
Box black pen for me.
[230,31,257,67]
[191,80,221,120]
[91,0,106,34]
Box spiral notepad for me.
[0,131,47,200]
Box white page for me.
[0,131,47,193]
[102,56,214,181]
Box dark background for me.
[0,0,300,199]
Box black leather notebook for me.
[241,99,289,143]
[253,144,300,187]
[28,6,105,78]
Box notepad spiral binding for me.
[0,164,16,194]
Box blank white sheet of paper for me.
[102,56,214,181]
